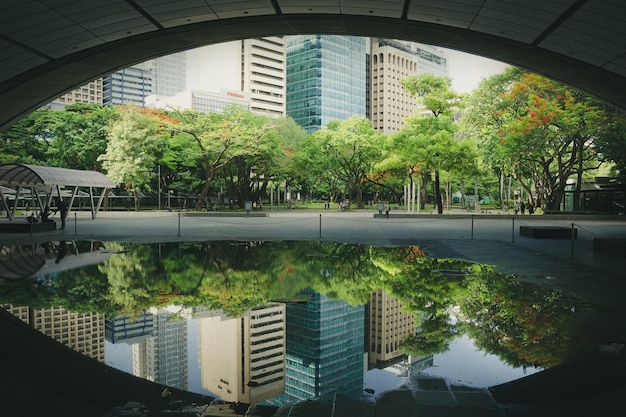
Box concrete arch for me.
[1,1,625,130]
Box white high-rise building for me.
[198,303,286,404]
[369,39,449,134]
[187,37,286,117]
[152,51,187,98]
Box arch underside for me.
[0,1,624,130]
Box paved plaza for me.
[1,209,625,416]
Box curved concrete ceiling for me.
[1,0,625,130]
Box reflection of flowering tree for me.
[459,276,592,368]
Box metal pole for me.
[571,223,575,259]
[177,211,181,237]
[158,164,161,211]
[512,217,515,242]
[319,214,322,239]
[74,212,77,235]
[471,214,474,240]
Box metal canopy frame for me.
[0,164,115,222]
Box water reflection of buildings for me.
[367,289,416,369]
[197,303,286,404]
[132,306,189,390]
[2,305,105,362]
[105,310,154,344]
[266,290,365,406]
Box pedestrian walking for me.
[384,202,390,219]
[520,201,526,214]
[58,200,68,230]
[514,201,520,214]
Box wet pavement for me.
[1,209,625,416]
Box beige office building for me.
[368,289,415,369]
[198,303,286,403]
[369,39,448,134]
[30,306,105,362]
[47,78,103,110]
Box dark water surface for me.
[0,240,607,407]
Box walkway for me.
[1,210,625,416]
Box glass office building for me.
[286,35,366,133]
[265,289,365,405]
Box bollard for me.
[512,217,515,243]
[319,214,322,239]
[571,223,575,259]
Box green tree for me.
[47,104,113,170]
[307,116,384,208]
[400,73,468,213]
[170,106,279,210]
[460,69,613,211]
[98,106,166,211]
[0,109,59,164]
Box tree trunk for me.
[196,176,212,210]
[434,170,443,214]
[573,137,584,211]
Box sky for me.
[443,48,510,94]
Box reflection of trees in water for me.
[0,241,589,367]
[458,277,592,368]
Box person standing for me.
[58,200,68,230]
[520,201,526,214]
[514,201,520,214]
[384,202,390,219]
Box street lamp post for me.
[157,164,161,211]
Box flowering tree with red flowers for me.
[461,68,611,211]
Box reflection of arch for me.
[1,2,625,130]
[0,242,113,280]
[0,164,114,223]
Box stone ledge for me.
[182,211,268,217]
[519,226,577,239]
[593,238,626,257]
[0,221,57,233]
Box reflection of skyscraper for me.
[267,290,365,405]
[26,306,105,362]
[132,307,188,390]
[105,310,154,344]
[198,303,286,404]
[368,289,416,369]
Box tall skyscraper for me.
[286,35,367,133]
[369,39,449,134]
[103,62,154,107]
[152,51,187,98]
[186,37,286,117]
[198,303,286,404]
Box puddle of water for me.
[0,240,605,407]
